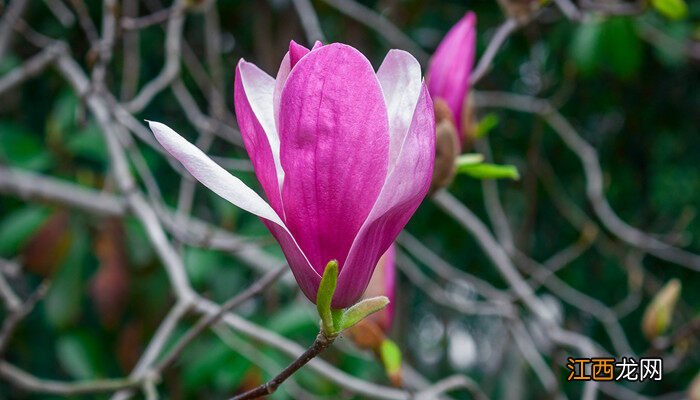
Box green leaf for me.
[56,331,106,380]
[603,17,643,79]
[474,113,499,138]
[45,227,88,328]
[651,0,688,20]
[182,338,250,393]
[571,19,604,76]
[184,247,221,287]
[0,206,51,257]
[570,17,642,79]
[66,122,108,162]
[0,123,53,171]
[457,162,520,180]
[379,339,402,377]
[455,153,485,168]
[339,296,389,331]
[316,260,339,336]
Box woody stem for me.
[229,331,336,400]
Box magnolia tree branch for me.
[230,332,336,400]
[470,17,519,86]
[0,0,29,59]
[473,90,700,271]
[292,0,326,44]
[0,361,142,396]
[319,0,430,64]
[154,267,286,372]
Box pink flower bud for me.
[427,12,477,145]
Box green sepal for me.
[338,296,389,332]
[455,153,485,168]
[457,162,520,181]
[316,260,339,337]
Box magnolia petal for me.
[278,43,390,276]
[377,50,423,170]
[264,221,322,298]
[273,41,324,130]
[427,11,476,140]
[148,121,284,226]
[148,121,320,289]
[234,60,285,212]
[363,245,396,332]
[382,244,396,331]
[335,83,434,308]
[289,40,310,68]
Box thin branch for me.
[396,249,515,318]
[473,90,700,271]
[67,0,99,46]
[230,331,335,400]
[470,18,519,86]
[155,267,286,372]
[0,281,50,355]
[431,190,554,323]
[292,0,326,44]
[121,7,172,31]
[414,374,488,400]
[553,0,583,21]
[0,0,29,59]
[212,326,313,399]
[0,361,141,396]
[123,0,186,113]
[319,0,429,65]
[43,0,76,27]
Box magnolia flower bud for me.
[642,279,681,340]
[430,99,460,194]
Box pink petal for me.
[335,83,434,308]
[264,221,322,299]
[289,40,310,69]
[148,121,284,226]
[382,244,396,330]
[363,244,396,331]
[273,41,324,129]
[148,121,320,296]
[278,43,390,278]
[273,52,292,130]
[234,60,284,214]
[377,50,423,169]
[427,11,476,140]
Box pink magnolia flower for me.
[427,11,477,144]
[362,245,396,332]
[148,41,435,308]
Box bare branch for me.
[0,0,29,59]
[470,18,519,86]
[229,331,336,400]
[292,0,326,45]
[0,361,141,396]
[155,267,286,372]
[473,90,700,271]
[320,0,429,64]
[123,0,186,113]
